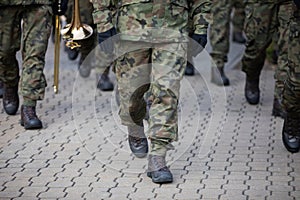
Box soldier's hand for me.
[98,27,117,54]
[188,33,207,57]
[52,0,68,16]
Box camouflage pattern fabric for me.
[242,1,293,101]
[0,5,52,105]
[282,7,300,120]
[209,0,245,68]
[115,41,187,156]
[0,0,52,6]
[274,2,294,100]
[92,0,205,156]
[92,0,210,38]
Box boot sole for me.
[147,172,173,183]
[20,120,43,130]
[282,133,300,153]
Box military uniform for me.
[281,2,300,153]
[242,0,293,108]
[209,0,246,86]
[0,0,52,101]
[0,0,53,129]
[92,0,207,183]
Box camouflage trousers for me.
[209,0,245,68]
[242,1,293,100]
[0,5,52,103]
[282,8,300,117]
[115,41,187,156]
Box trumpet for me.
[61,0,93,49]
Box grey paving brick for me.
[0,40,298,200]
[20,186,47,197]
[38,187,66,199]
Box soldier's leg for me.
[115,41,151,158]
[146,42,186,183]
[282,9,300,153]
[273,2,293,118]
[232,0,246,44]
[242,3,276,104]
[148,43,186,156]
[20,5,52,129]
[210,0,232,86]
[0,7,21,115]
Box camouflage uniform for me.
[282,6,300,122]
[0,0,52,106]
[242,0,293,102]
[92,0,208,156]
[209,0,245,69]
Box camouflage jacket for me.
[92,0,210,42]
[0,0,52,6]
[246,0,292,3]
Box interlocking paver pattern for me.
[0,38,300,200]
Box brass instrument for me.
[61,0,93,49]
[54,0,93,94]
[53,10,61,94]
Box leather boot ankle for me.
[3,84,19,115]
[97,73,114,91]
[245,77,260,105]
[282,114,300,153]
[127,124,148,158]
[147,155,173,183]
[211,67,230,86]
[21,105,43,129]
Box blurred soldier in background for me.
[209,0,246,86]
[0,0,67,129]
[242,0,293,119]
[92,0,209,184]
[185,1,210,76]
[281,0,300,153]
[65,0,114,91]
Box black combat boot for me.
[20,105,43,129]
[185,62,195,76]
[97,73,114,91]
[232,31,246,44]
[127,123,148,158]
[0,80,3,98]
[3,84,19,115]
[211,67,230,86]
[245,77,260,105]
[78,56,92,78]
[272,97,286,119]
[282,114,300,153]
[147,155,173,184]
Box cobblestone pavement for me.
[0,38,300,200]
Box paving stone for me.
[0,39,298,200]
[20,186,47,197]
[38,187,66,199]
